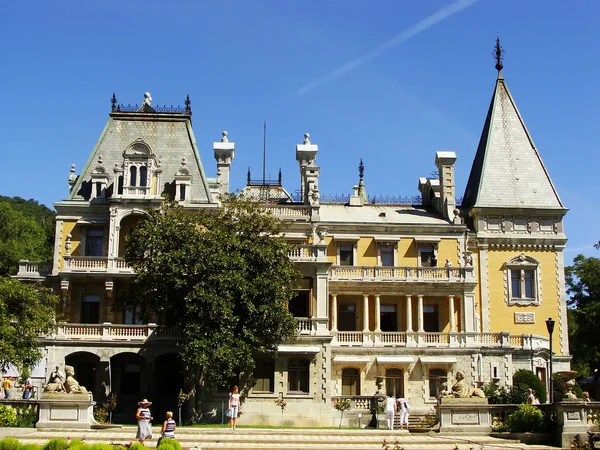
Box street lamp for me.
[545,317,555,403]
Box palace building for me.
[17,55,570,426]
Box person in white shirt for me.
[384,394,397,430]
[397,397,410,430]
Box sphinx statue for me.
[44,365,87,394]
[447,371,486,398]
[64,365,88,393]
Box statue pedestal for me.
[555,401,590,449]
[438,398,491,434]
[37,394,99,429]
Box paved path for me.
[0,427,561,450]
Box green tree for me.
[565,254,600,377]
[0,198,55,276]
[0,278,59,373]
[123,195,300,390]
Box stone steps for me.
[2,427,558,450]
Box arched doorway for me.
[154,354,184,421]
[385,368,404,397]
[110,352,146,423]
[65,352,102,399]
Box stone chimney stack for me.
[213,131,235,195]
[296,133,319,203]
[435,151,457,220]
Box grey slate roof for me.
[68,111,213,204]
[319,204,449,225]
[462,74,564,210]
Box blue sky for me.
[1,1,598,263]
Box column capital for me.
[330,293,338,298]
[374,293,382,298]
[362,293,370,298]
[417,294,424,299]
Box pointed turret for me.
[462,39,564,211]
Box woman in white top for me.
[229,385,240,430]
[384,394,397,430]
[397,397,410,430]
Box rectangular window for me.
[289,290,310,317]
[123,305,143,325]
[288,359,309,393]
[380,304,397,332]
[428,369,447,399]
[253,359,275,393]
[342,368,360,395]
[179,184,186,201]
[420,247,434,267]
[85,228,104,256]
[380,246,394,267]
[95,182,102,198]
[423,305,439,332]
[338,304,356,331]
[121,363,141,395]
[139,166,148,187]
[339,245,354,266]
[524,270,535,298]
[81,294,100,323]
[511,271,521,297]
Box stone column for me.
[374,294,381,332]
[331,294,338,332]
[417,295,424,332]
[448,295,456,332]
[362,294,370,332]
[405,295,413,332]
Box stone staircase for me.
[1,426,560,450]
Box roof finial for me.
[359,158,364,180]
[221,130,228,143]
[278,167,282,185]
[247,167,251,185]
[111,93,117,112]
[185,94,192,115]
[493,36,504,77]
[303,133,310,144]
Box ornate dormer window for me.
[120,140,160,197]
[90,155,109,200]
[504,253,542,305]
[174,157,192,203]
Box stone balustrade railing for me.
[47,323,182,341]
[332,331,548,349]
[330,265,475,282]
[61,256,134,273]
[16,260,52,279]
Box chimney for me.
[213,131,235,195]
[435,151,457,220]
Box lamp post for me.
[545,317,555,404]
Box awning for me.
[376,356,415,364]
[277,345,320,353]
[333,356,371,363]
[419,356,457,364]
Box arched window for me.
[429,368,447,399]
[288,359,309,393]
[139,166,148,187]
[385,368,403,398]
[130,166,137,186]
[342,368,360,395]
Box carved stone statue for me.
[64,365,88,394]
[44,366,65,392]
[447,371,485,398]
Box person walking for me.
[158,411,176,446]
[397,397,410,430]
[22,376,33,399]
[135,399,153,445]
[2,377,12,399]
[384,394,397,430]
[229,386,240,430]
[527,388,537,405]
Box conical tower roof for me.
[462,71,564,211]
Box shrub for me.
[14,405,38,428]
[0,405,17,427]
[88,444,112,450]
[0,438,21,450]
[156,439,182,450]
[66,439,85,450]
[21,445,41,450]
[503,404,544,432]
[41,439,69,450]
[513,369,547,404]
[129,443,145,450]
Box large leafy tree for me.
[124,195,300,389]
[0,197,55,276]
[565,254,600,377]
[0,278,59,373]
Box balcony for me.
[330,265,475,283]
[43,323,182,342]
[15,261,52,279]
[331,331,544,349]
[61,256,134,274]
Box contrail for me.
[298,0,479,96]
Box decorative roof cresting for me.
[493,36,504,78]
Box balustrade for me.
[330,265,474,282]
[51,323,181,341]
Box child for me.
[229,385,240,430]
[158,411,176,446]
